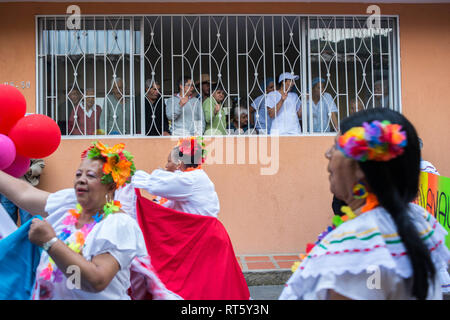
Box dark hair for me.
[177,76,193,93]
[332,195,346,217]
[340,108,435,299]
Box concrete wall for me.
[0,2,449,254]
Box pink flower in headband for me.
[338,120,407,162]
[176,136,207,164]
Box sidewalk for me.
[237,253,300,272]
[237,253,300,286]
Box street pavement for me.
[249,285,284,300]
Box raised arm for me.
[132,169,194,201]
[165,96,183,121]
[202,98,214,125]
[268,92,287,119]
[29,217,122,293]
[0,170,50,217]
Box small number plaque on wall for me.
[3,81,31,89]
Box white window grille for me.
[36,15,400,137]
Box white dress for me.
[280,204,450,299]
[32,188,148,300]
[0,204,17,240]
[131,169,220,218]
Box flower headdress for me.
[81,141,136,188]
[176,136,207,164]
[337,120,407,162]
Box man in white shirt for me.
[303,77,339,133]
[266,72,302,135]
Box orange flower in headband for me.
[96,141,125,157]
[81,141,136,188]
[103,155,132,188]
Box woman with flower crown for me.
[280,108,450,300]
[114,136,249,300]
[0,141,178,300]
[131,136,220,218]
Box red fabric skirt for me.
[135,189,250,300]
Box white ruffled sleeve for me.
[83,213,148,270]
[114,183,137,220]
[44,188,77,225]
[281,267,412,300]
[132,169,194,200]
[45,188,77,215]
[280,205,450,300]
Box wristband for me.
[42,237,58,252]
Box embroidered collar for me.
[291,194,380,272]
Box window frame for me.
[35,14,402,139]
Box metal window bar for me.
[36,15,400,138]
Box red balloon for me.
[8,114,61,158]
[0,84,26,135]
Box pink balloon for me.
[0,134,16,170]
[3,154,30,178]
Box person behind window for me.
[373,79,390,109]
[67,88,102,136]
[250,77,275,135]
[99,77,131,135]
[144,80,170,136]
[347,97,364,117]
[303,77,339,133]
[203,84,227,136]
[195,74,212,102]
[165,76,205,137]
[266,72,302,135]
[228,106,249,135]
[58,86,82,134]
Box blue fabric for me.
[0,216,43,300]
[312,77,325,87]
[0,194,33,225]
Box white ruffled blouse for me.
[130,169,220,218]
[280,203,450,300]
[32,188,148,300]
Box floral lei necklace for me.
[291,194,379,272]
[39,200,122,283]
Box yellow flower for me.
[291,261,301,273]
[68,242,81,253]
